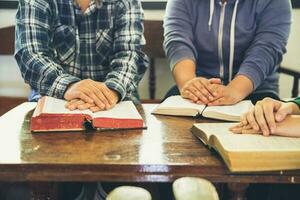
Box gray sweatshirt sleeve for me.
[163,0,197,71]
[237,0,291,90]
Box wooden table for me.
[0,103,299,200]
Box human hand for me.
[180,77,221,104]
[229,123,263,135]
[206,84,243,106]
[64,79,119,110]
[237,98,296,136]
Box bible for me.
[191,123,300,172]
[152,95,253,122]
[31,96,144,132]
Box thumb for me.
[209,78,222,84]
[275,104,291,122]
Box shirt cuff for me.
[287,97,300,109]
[237,63,265,90]
[48,74,81,99]
[168,45,195,71]
[105,78,126,101]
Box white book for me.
[152,95,253,122]
[191,123,300,172]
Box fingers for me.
[207,97,227,106]
[189,84,210,103]
[198,78,218,98]
[261,101,277,133]
[181,89,199,102]
[208,78,222,85]
[65,99,94,111]
[64,79,117,110]
[230,124,263,135]
[241,128,263,135]
[275,102,293,122]
[89,83,110,110]
[89,106,104,113]
[254,102,270,136]
[245,107,260,131]
[181,77,221,104]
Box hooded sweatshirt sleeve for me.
[237,0,291,90]
[163,0,197,71]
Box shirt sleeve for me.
[290,97,300,108]
[15,0,80,99]
[163,0,197,71]
[104,0,149,101]
[237,0,291,90]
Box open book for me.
[31,96,144,132]
[152,95,253,122]
[191,123,300,172]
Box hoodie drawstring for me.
[229,0,239,81]
[208,0,239,82]
[208,0,215,31]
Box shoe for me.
[173,177,219,200]
[106,186,152,200]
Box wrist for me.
[226,84,246,102]
[286,102,300,114]
[227,75,253,101]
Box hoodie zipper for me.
[218,1,227,83]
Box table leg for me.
[227,183,249,200]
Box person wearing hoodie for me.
[163,0,291,105]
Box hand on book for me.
[230,98,298,136]
[180,77,221,104]
[64,79,119,111]
[230,115,300,138]
[207,84,242,106]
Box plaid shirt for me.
[15,0,149,103]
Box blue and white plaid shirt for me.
[15,0,149,103]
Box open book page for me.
[91,101,142,119]
[203,101,253,121]
[152,95,205,116]
[42,97,141,119]
[193,123,300,152]
[42,96,92,115]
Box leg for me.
[227,183,249,200]
[29,182,59,200]
[0,182,31,200]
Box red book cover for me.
[30,97,144,132]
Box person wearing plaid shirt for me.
[8,0,148,200]
[15,0,148,112]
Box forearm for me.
[273,115,300,137]
[227,75,254,100]
[15,49,80,99]
[173,59,196,91]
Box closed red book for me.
[31,96,145,132]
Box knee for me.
[3,183,31,200]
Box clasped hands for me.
[230,98,297,136]
[180,77,241,106]
[63,79,119,112]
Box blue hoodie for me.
[164,0,291,95]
